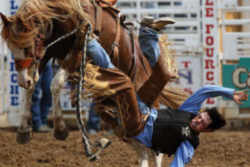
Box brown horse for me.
[0,0,187,163]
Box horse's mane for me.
[2,0,91,48]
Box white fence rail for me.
[117,0,202,55]
[223,32,250,60]
[220,0,250,60]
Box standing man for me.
[87,103,101,134]
[31,61,53,132]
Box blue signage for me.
[9,0,20,106]
[10,0,18,15]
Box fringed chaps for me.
[137,53,176,107]
[84,65,147,137]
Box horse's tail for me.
[158,86,189,109]
[156,35,189,109]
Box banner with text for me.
[169,56,203,95]
[202,0,219,107]
[0,0,24,126]
[222,58,250,108]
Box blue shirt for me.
[134,85,234,167]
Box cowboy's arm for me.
[179,85,235,114]
[233,90,248,104]
[170,141,194,167]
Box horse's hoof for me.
[16,128,31,144]
[53,128,69,140]
[88,138,112,161]
[98,137,112,149]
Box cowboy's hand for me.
[233,90,249,104]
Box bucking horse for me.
[0,0,189,165]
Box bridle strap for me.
[15,58,33,71]
[111,14,120,67]
[44,28,78,52]
[37,28,78,72]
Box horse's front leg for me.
[16,88,33,144]
[51,68,69,140]
[136,144,163,167]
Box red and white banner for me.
[202,0,219,106]
[170,56,203,96]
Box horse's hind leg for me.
[51,68,69,140]
[140,149,150,167]
[128,139,149,167]
[154,153,163,167]
[16,89,33,144]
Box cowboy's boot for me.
[140,16,175,31]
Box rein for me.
[36,22,94,156]
[44,28,78,52]
[39,21,108,160]
[42,21,107,160]
[75,23,109,161]
[76,23,93,157]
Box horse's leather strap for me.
[92,0,103,35]
[95,6,102,35]
[111,15,120,66]
[92,0,119,36]
[127,30,137,82]
[91,0,121,67]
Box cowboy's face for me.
[190,112,212,132]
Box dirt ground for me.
[0,129,250,167]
